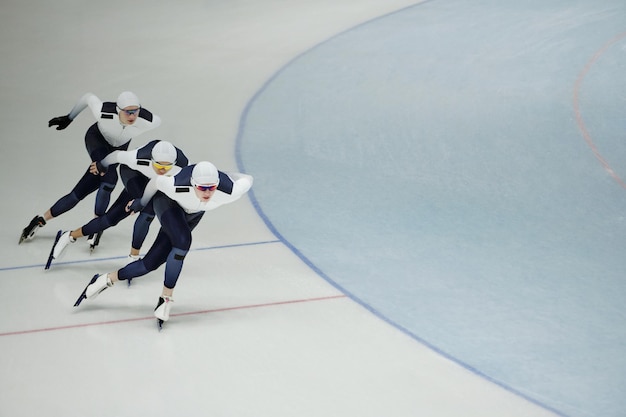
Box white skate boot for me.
[86,273,112,299]
[74,273,113,307]
[154,296,174,330]
[52,231,75,260]
[45,230,76,270]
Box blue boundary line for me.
[234,2,570,417]
[0,240,280,272]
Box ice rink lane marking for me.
[0,294,346,337]
[0,239,282,272]
[573,30,626,189]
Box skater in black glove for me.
[19,91,161,244]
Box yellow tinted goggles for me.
[152,161,174,171]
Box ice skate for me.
[44,231,75,270]
[87,231,103,253]
[74,273,112,307]
[19,215,46,244]
[44,231,62,270]
[154,296,174,330]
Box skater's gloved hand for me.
[90,161,107,176]
[126,199,143,214]
[48,115,72,130]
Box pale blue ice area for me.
[238,1,626,417]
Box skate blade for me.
[19,229,35,245]
[87,234,95,252]
[88,232,103,254]
[45,230,63,270]
[127,278,133,287]
[157,319,164,331]
[74,274,99,307]
[94,231,103,246]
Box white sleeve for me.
[228,173,254,199]
[150,114,162,129]
[131,111,161,136]
[100,151,121,168]
[206,172,253,210]
[68,93,101,120]
[139,176,160,207]
[100,149,137,168]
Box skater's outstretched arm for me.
[48,93,102,130]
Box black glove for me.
[95,161,107,175]
[126,199,144,213]
[48,115,72,130]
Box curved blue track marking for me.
[237,2,626,417]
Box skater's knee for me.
[169,231,192,251]
[101,215,115,229]
[137,212,155,223]
[99,182,116,193]
[163,248,188,289]
[68,191,80,204]
[171,247,188,261]
[94,182,116,216]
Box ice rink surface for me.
[1,1,625,417]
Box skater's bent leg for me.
[49,170,100,218]
[158,208,198,290]
[94,182,116,217]
[163,247,188,289]
[80,215,113,238]
[49,191,81,218]
[117,230,171,283]
[131,210,155,252]
[117,259,150,282]
[160,207,194,250]
[82,192,132,237]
